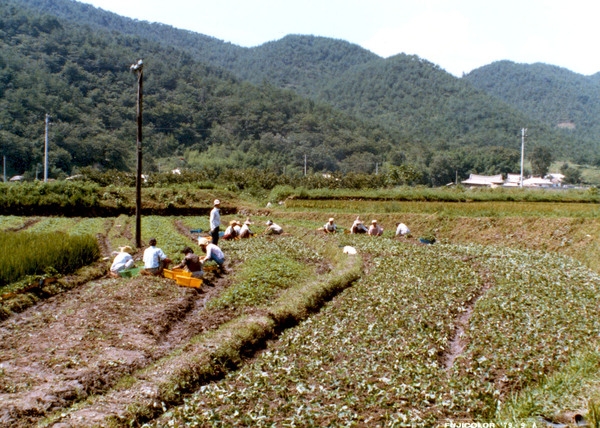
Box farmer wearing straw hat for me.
[198,237,225,267]
[109,245,135,277]
[350,216,368,234]
[222,220,239,240]
[239,218,254,238]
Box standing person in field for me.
[172,247,203,278]
[198,237,225,267]
[209,199,221,245]
[264,220,283,235]
[141,238,171,276]
[323,217,337,234]
[368,220,384,236]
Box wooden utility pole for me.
[520,128,527,188]
[44,114,49,182]
[131,59,144,248]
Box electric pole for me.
[131,59,144,249]
[44,114,49,182]
[520,128,527,188]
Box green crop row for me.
[0,231,100,289]
[158,238,600,426]
[208,235,323,310]
[140,216,198,259]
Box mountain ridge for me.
[4,0,598,184]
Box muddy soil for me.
[0,269,234,428]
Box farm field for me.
[0,198,599,427]
[156,239,600,426]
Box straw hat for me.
[213,199,221,205]
[266,220,273,226]
[328,218,334,222]
[372,220,378,224]
[198,237,211,246]
[118,245,134,254]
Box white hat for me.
[244,219,253,225]
[118,245,134,254]
[372,220,377,223]
[198,237,211,246]
[213,199,221,205]
[328,218,334,222]
[266,220,273,226]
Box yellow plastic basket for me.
[163,268,192,279]
[175,275,203,288]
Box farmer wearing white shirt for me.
[323,217,337,234]
[239,219,254,238]
[198,237,225,266]
[142,238,171,276]
[110,245,135,277]
[395,222,410,237]
[209,199,221,245]
[264,220,283,235]
[368,220,384,236]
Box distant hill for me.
[463,61,600,164]
[6,0,598,185]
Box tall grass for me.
[0,231,100,288]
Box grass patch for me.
[0,231,100,290]
[497,345,600,425]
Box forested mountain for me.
[0,1,401,180]
[464,61,600,165]
[4,0,596,186]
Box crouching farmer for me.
[141,238,171,276]
[198,237,225,267]
[109,245,135,278]
[173,247,204,278]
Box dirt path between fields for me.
[442,257,497,372]
[0,264,234,428]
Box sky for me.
[81,0,600,77]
